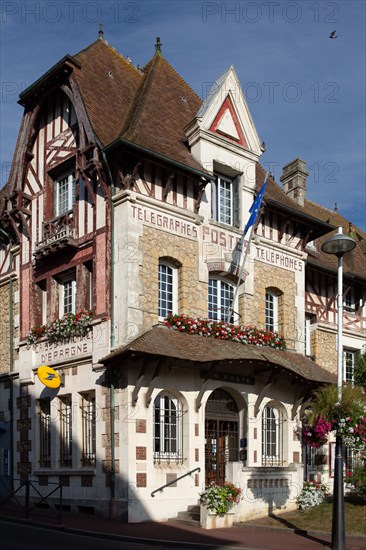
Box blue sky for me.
[1,0,365,231]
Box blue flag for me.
[244,177,268,235]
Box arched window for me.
[153,393,183,463]
[262,405,283,466]
[208,277,236,322]
[158,261,178,318]
[265,289,279,332]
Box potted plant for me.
[199,481,242,529]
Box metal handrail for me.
[151,467,200,498]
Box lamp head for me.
[321,226,356,257]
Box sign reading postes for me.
[37,366,61,388]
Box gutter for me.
[18,55,81,106]
[266,198,336,235]
[306,259,366,283]
[102,138,212,181]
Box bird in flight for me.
[329,31,337,39]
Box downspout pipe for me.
[100,150,115,350]
[0,228,14,490]
[110,381,115,520]
[100,150,116,518]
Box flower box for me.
[27,311,93,346]
[200,505,235,529]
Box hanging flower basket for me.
[303,384,366,450]
[27,311,93,346]
[164,314,286,350]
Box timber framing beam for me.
[162,173,175,201]
[196,363,215,411]
[291,395,306,421]
[194,179,208,214]
[145,358,163,407]
[131,356,147,405]
[254,372,275,417]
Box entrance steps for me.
[167,504,201,527]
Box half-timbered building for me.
[0,34,365,524]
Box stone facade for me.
[243,261,298,349]
[0,278,19,375]
[139,226,207,324]
[314,329,337,375]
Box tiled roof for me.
[73,39,142,147]
[303,201,366,279]
[71,40,206,174]
[256,164,332,230]
[121,53,205,173]
[256,164,366,279]
[102,324,335,384]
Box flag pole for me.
[226,172,269,323]
[226,224,254,322]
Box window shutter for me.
[211,177,217,220]
[233,175,240,228]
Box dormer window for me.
[55,173,76,216]
[212,174,240,227]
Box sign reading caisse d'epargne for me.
[34,334,92,365]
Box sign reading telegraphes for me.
[131,204,198,239]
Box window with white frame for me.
[158,261,177,318]
[59,395,72,467]
[343,288,356,313]
[39,399,51,468]
[211,175,240,227]
[80,392,96,467]
[343,349,358,383]
[265,290,279,332]
[208,277,236,322]
[262,405,283,466]
[55,173,76,216]
[59,274,76,316]
[153,393,183,463]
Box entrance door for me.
[205,389,239,485]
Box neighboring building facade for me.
[0,35,365,522]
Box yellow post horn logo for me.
[37,366,61,389]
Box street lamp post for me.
[321,226,356,550]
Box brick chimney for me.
[280,158,308,206]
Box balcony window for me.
[208,277,236,322]
[55,173,76,216]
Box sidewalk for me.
[1,506,365,550]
